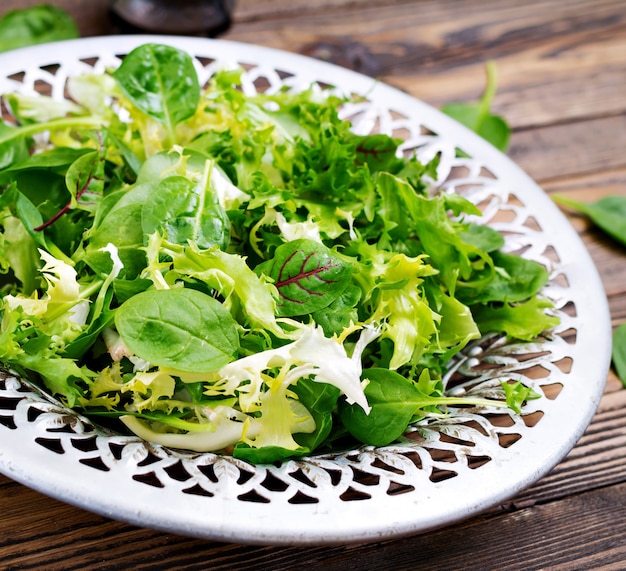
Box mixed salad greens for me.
[0,43,559,463]
[0,4,78,53]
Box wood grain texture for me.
[227,0,626,128]
[0,0,625,568]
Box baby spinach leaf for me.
[340,367,517,447]
[256,238,353,317]
[0,122,30,171]
[141,172,230,251]
[84,180,156,276]
[0,147,91,184]
[63,289,116,360]
[2,184,46,244]
[233,443,303,464]
[553,194,626,247]
[339,368,436,446]
[612,323,626,387]
[115,288,239,373]
[0,5,78,53]
[84,202,145,278]
[112,277,153,304]
[112,43,200,142]
[441,61,510,152]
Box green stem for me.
[479,61,498,122]
[0,116,103,145]
[41,279,104,322]
[80,279,105,300]
[44,240,74,267]
[551,193,589,214]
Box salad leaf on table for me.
[612,323,626,386]
[552,194,626,247]
[552,193,626,386]
[0,4,78,53]
[441,61,511,153]
[0,43,558,463]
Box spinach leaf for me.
[256,238,353,317]
[115,288,239,373]
[233,443,303,464]
[339,367,524,447]
[63,289,116,360]
[553,194,626,247]
[441,61,510,152]
[112,43,200,143]
[0,5,78,53]
[3,183,48,250]
[84,178,156,277]
[84,201,146,278]
[0,122,30,171]
[141,170,230,251]
[0,147,91,184]
[112,276,153,304]
[612,323,626,387]
[339,368,440,446]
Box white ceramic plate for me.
[0,35,611,545]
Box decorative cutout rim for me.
[0,36,611,545]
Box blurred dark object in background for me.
[111,0,234,37]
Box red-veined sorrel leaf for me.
[257,238,353,317]
[35,131,106,231]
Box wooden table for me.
[1,1,625,568]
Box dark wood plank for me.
[233,0,392,19]
[501,388,626,509]
[508,115,626,182]
[226,0,626,129]
[7,477,626,570]
[1,376,624,570]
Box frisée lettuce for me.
[0,43,558,463]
